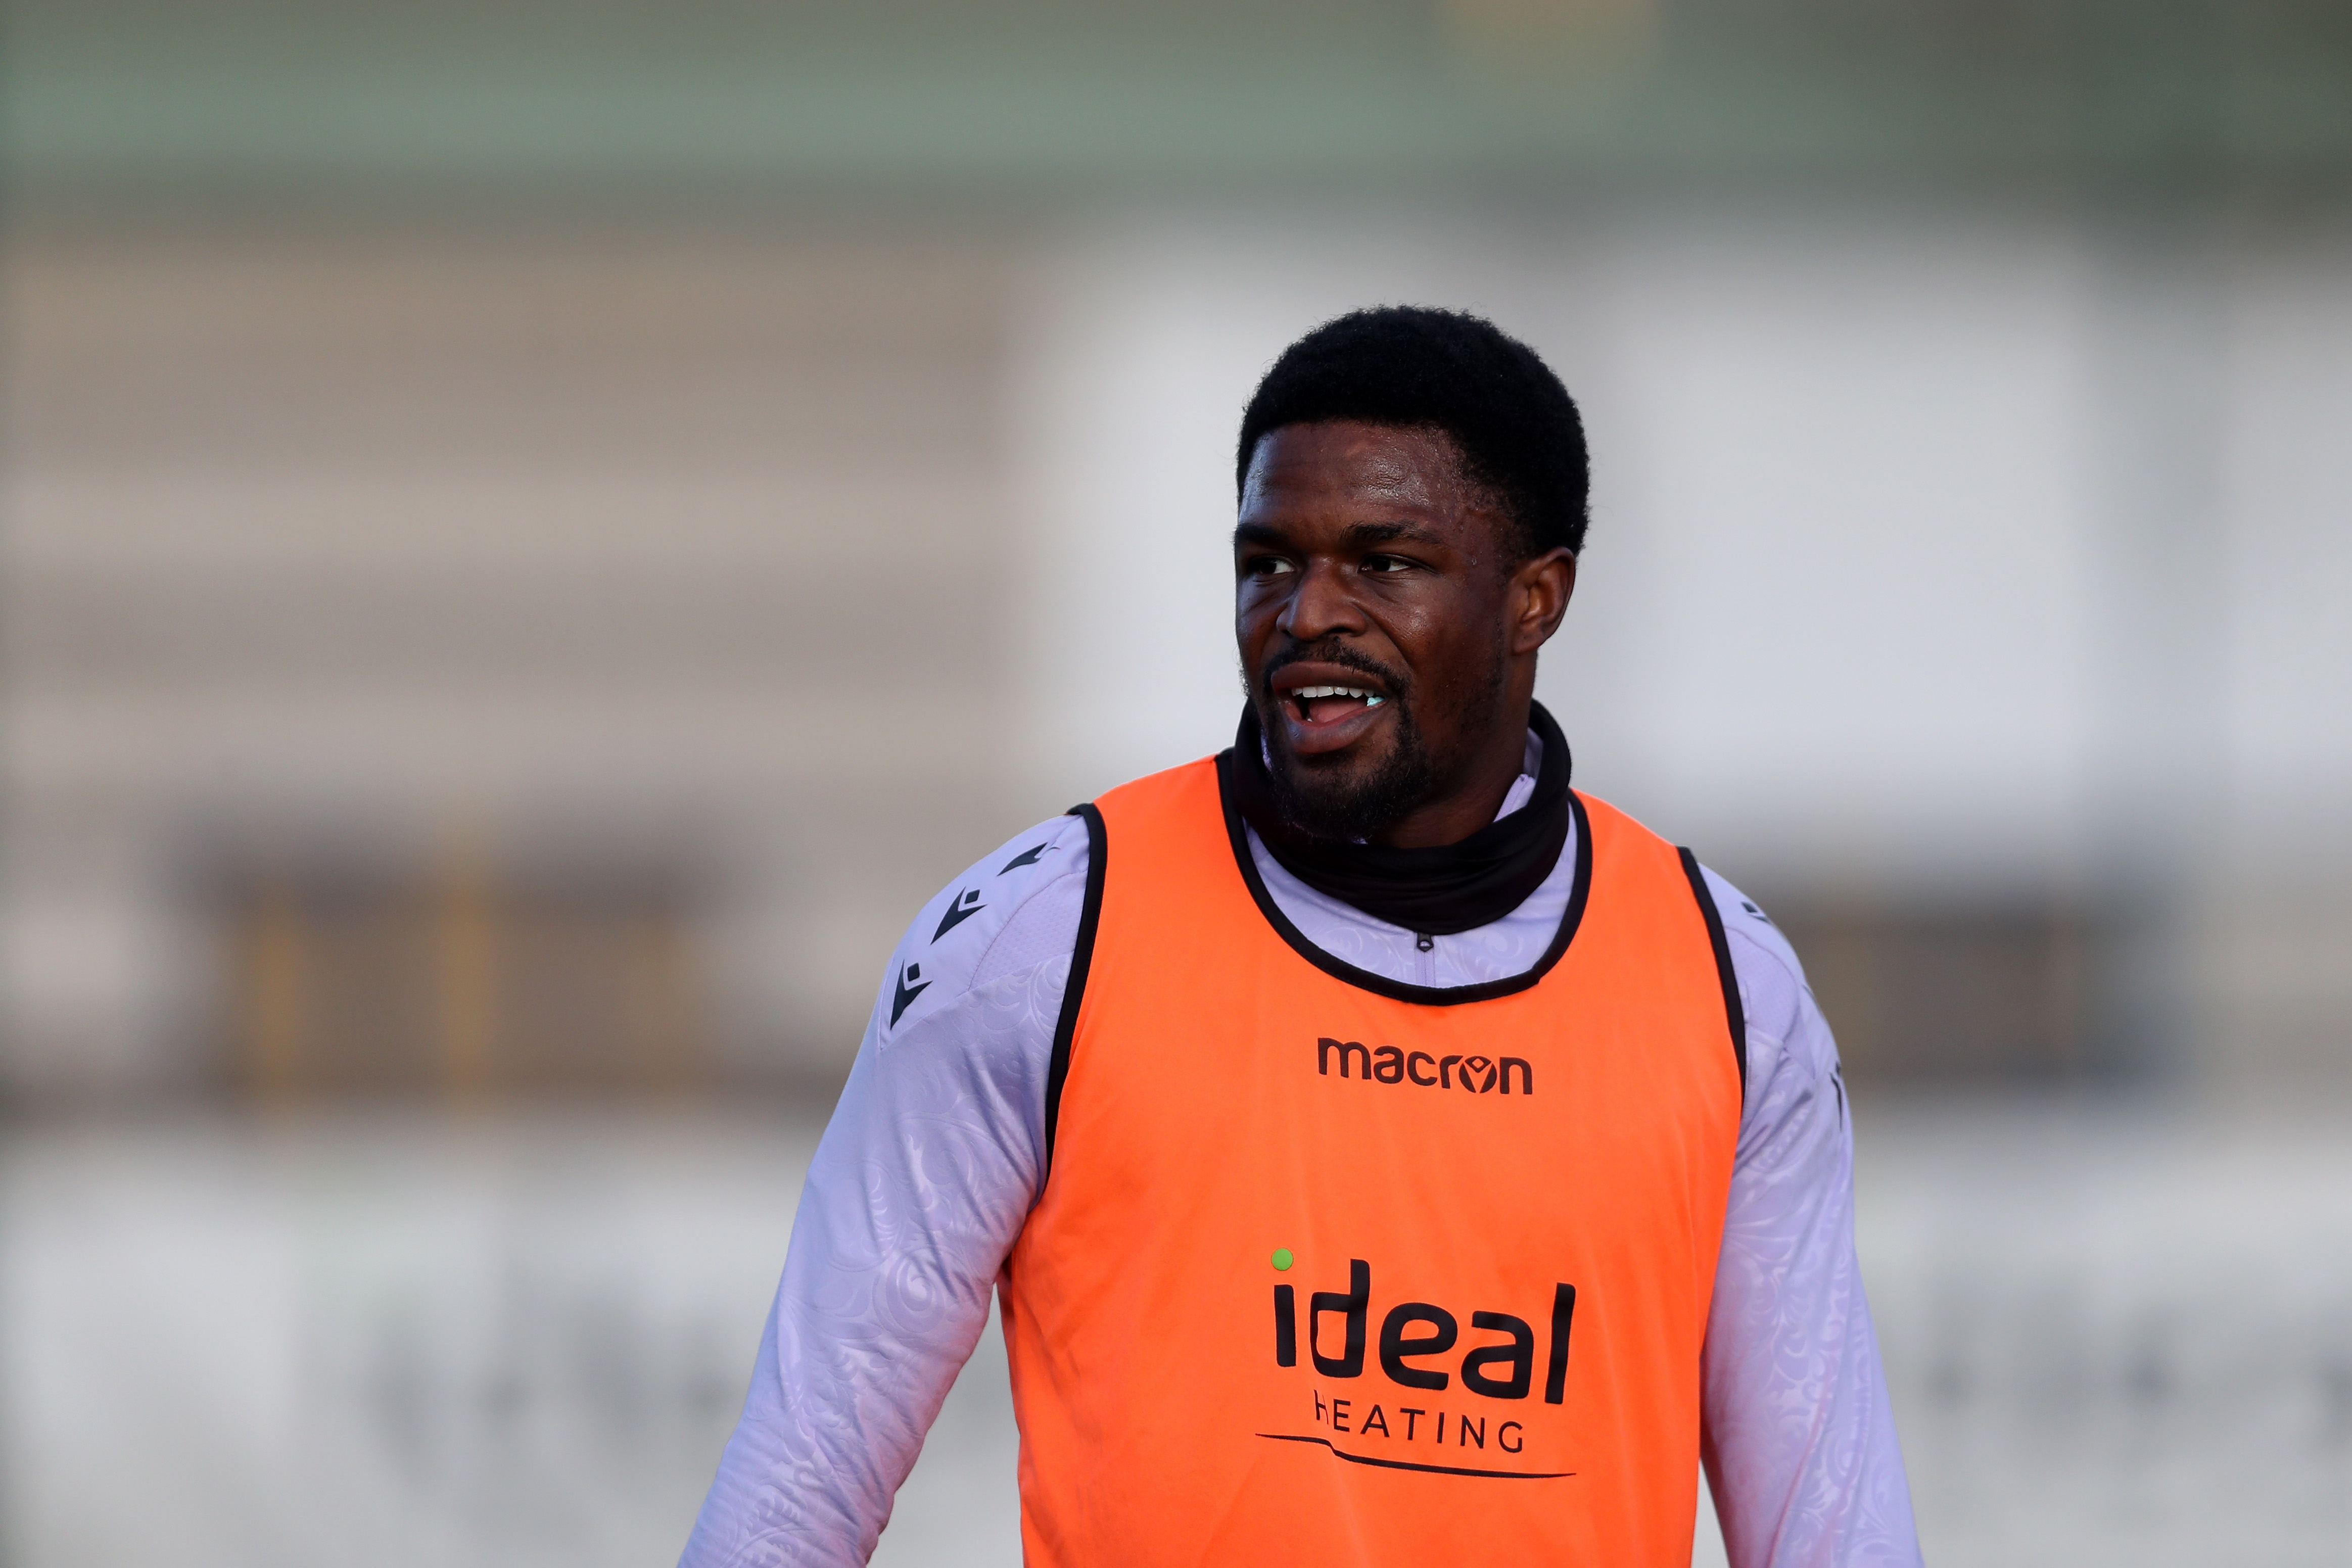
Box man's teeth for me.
[1294,685,1384,708]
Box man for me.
[683,307,1922,1566]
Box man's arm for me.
[678,815,1088,1568]
[1700,868,1923,1568]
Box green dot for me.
[1272,1248,1294,1271]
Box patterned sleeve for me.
[677,814,1091,1568]
[1699,867,1924,1568]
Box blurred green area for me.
[6,1,2350,199]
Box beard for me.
[1252,644,1504,843]
[1265,701,1442,843]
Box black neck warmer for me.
[1227,699,1574,936]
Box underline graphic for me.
[1256,1433,1573,1480]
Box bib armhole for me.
[1042,801,1108,1174]
[1677,847,1749,1100]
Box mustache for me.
[1255,642,1410,701]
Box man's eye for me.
[1244,556,1296,578]
[1361,555,1414,574]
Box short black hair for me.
[1235,305,1589,559]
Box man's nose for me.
[1276,561,1365,643]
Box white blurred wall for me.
[9,1106,2348,1568]
[5,205,2345,1100]
[1012,206,2352,1091]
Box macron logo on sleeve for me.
[890,963,930,1027]
[933,887,985,941]
[889,832,1059,1034]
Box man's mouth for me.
[1264,655,1402,756]
[1287,685,1387,726]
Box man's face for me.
[1234,421,1559,845]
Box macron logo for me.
[1317,1037,1531,1096]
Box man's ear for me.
[1510,549,1576,654]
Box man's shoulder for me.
[1686,859,1849,1098]
[1570,796,1808,987]
[1692,861,1806,991]
[875,813,1094,1042]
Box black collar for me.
[1225,700,1574,936]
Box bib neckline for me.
[1212,749,1593,1007]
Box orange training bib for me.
[999,752,1745,1567]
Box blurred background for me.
[4,2,2349,1564]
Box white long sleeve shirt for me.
[682,741,1922,1566]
